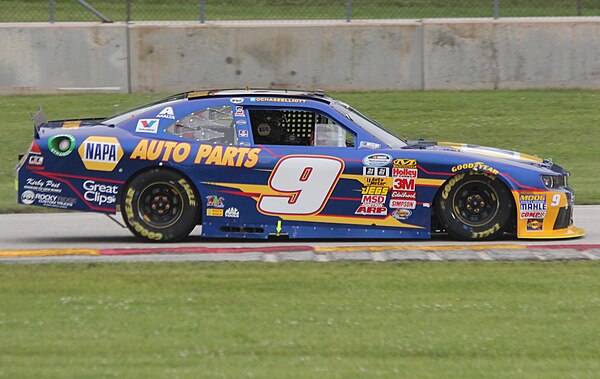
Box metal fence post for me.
[126,0,131,23]
[200,0,205,23]
[346,0,352,22]
[49,0,55,23]
[493,0,499,19]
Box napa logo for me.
[78,136,123,171]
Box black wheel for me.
[121,168,200,242]
[436,172,514,241]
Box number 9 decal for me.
[258,155,344,215]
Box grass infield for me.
[1,90,599,214]
[0,261,599,378]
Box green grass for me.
[1,0,599,22]
[0,261,599,378]
[2,89,599,213]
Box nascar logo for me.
[78,136,123,171]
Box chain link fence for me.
[1,1,599,23]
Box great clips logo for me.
[78,136,123,171]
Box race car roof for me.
[186,88,331,102]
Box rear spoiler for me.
[31,105,47,139]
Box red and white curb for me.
[1,244,600,263]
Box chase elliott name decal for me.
[78,136,124,171]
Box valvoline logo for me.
[135,119,159,133]
[78,136,123,171]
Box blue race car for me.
[17,89,584,242]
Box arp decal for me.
[355,204,387,215]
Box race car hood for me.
[403,140,568,175]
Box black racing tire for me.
[436,172,514,241]
[121,168,200,242]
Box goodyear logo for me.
[78,136,123,172]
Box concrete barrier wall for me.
[1,18,600,94]
[0,23,127,94]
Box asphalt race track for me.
[0,205,598,263]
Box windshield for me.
[330,100,407,148]
[102,93,187,126]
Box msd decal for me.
[78,136,123,172]
[135,119,159,133]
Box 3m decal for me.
[130,139,260,168]
[78,136,123,171]
[258,155,344,215]
[393,177,416,192]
